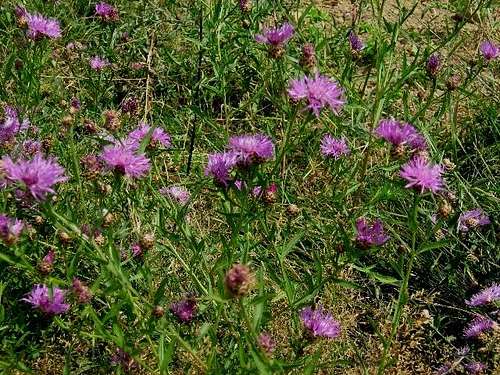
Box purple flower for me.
[170,298,196,323]
[466,284,500,307]
[376,119,427,150]
[426,53,441,76]
[348,31,364,52]
[320,134,350,159]
[121,97,138,115]
[463,316,496,338]
[25,13,61,39]
[300,305,341,338]
[90,56,110,71]
[255,23,294,46]
[22,284,69,315]
[288,74,345,116]
[479,40,499,61]
[458,209,490,232]
[100,145,150,178]
[126,123,171,150]
[400,156,444,194]
[1,106,29,143]
[464,362,487,374]
[356,218,389,247]
[1,154,67,200]
[435,363,451,375]
[228,134,274,165]
[160,185,190,205]
[258,332,276,354]
[130,243,142,257]
[204,152,238,187]
[95,2,119,22]
[22,139,42,156]
[0,215,24,245]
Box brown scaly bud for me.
[225,263,254,297]
[103,110,121,131]
[152,305,165,318]
[80,154,102,179]
[286,204,300,216]
[102,212,115,228]
[263,183,278,204]
[58,231,72,244]
[239,0,252,13]
[72,278,92,304]
[438,200,453,218]
[83,119,98,134]
[38,249,55,275]
[300,43,316,71]
[98,183,113,195]
[62,115,74,128]
[34,215,44,225]
[442,158,456,171]
[446,74,461,91]
[269,45,285,59]
[94,232,106,246]
[140,233,155,250]
[42,137,54,152]
[391,144,406,159]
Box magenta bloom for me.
[95,2,119,22]
[0,215,24,244]
[400,156,443,194]
[100,145,150,178]
[348,31,364,52]
[255,23,294,45]
[25,13,61,39]
[376,119,427,150]
[320,134,350,159]
[90,56,110,71]
[204,152,238,187]
[126,123,171,150]
[228,134,274,165]
[1,106,29,143]
[2,154,67,200]
[170,298,196,323]
[466,284,500,307]
[300,306,341,338]
[479,40,499,61]
[22,284,69,315]
[356,218,389,247]
[258,333,276,354]
[426,53,441,76]
[131,243,142,257]
[160,185,190,205]
[288,74,345,116]
[463,316,496,338]
[458,209,490,232]
[464,362,487,374]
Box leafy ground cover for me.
[0,0,499,373]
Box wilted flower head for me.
[348,31,364,52]
[458,209,490,232]
[0,215,24,245]
[466,284,500,307]
[356,218,389,247]
[464,362,487,374]
[111,348,137,372]
[100,145,150,178]
[288,74,345,116]
[90,56,110,71]
[1,106,29,143]
[22,139,42,156]
[160,185,190,205]
[463,316,496,338]
[204,152,238,187]
[300,43,316,70]
[479,40,499,61]
[376,119,427,151]
[121,97,138,115]
[239,0,252,12]
[38,249,55,274]
[426,53,441,77]
[225,263,253,297]
[170,298,196,323]
[228,134,274,165]
[126,123,171,150]
[25,13,61,39]
[400,156,444,194]
[258,333,276,354]
[255,23,294,46]
[300,305,341,338]
[320,135,350,159]
[95,2,119,22]
[2,154,67,200]
[72,278,92,304]
[22,284,69,315]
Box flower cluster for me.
[160,185,190,205]
[25,12,62,40]
[170,298,197,323]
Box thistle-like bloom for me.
[288,74,345,116]
[204,152,238,187]
[458,209,490,232]
[90,56,110,71]
[22,284,69,315]
[463,316,496,338]
[225,264,254,297]
[464,362,487,374]
[38,249,55,274]
[300,306,341,338]
[0,215,24,245]
[170,298,196,323]
[95,2,119,22]
[479,40,499,61]
[300,43,316,69]
[255,23,294,46]
[130,243,142,257]
[375,119,427,151]
[1,106,29,143]
[426,53,441,77]
[100,145,150,178]
[356,218,389,247]
[22,139,42,156]
[320,134,350,159]
[160,186,190,205]
[126,123,171,150]
[72,278,92,304]
[400,156,444,194]
[258,333,276,354]
[228,134,274,165]
[348,31,364,52]
[466,284,500,307]
[1,154,67,200]
[25,13,61,39]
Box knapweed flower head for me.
[100,145,150,178]
[130,243,142,257]
[1,154,67,200]
[375,119,427,152]
[204,152,238,187]
[90,56,110,71]
[0,214,24,245]
[463,316,496,338]
[72,278,92,304]
[239,0,252,13]
[479,40,499,61]
[426,53,441,77]
[22,139,42,156]
[466,284,500,307]
[258,333,276,354]
[348,31,364,52]
[228,134,274,165]
[464,362,487,375]
[225,263,254,297]
[25,13,61,39]
[160,185,190,205]
[95,2,119,22]
[355,218,389,247]
[1,106,29,143]
[111,348,137,372]
[400,156,444,194]
[288,74,345,116]
[126,123,171,150]
[255,23,294,46]
[300,43,316,70]
[458,209,490,232]
[320,135,350,159]
[170,298,196,323]
[300,305,341,339]
[38,249,55,274]
[22,284,69,315]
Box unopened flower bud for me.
[140,233,155,250]
[73,278,92,304]
[58,231,71,244]
[438,200,453,218]
[239,0,252,12]
[225,263,254,297]
[300,43,316,70]
[286,204,300,216]
[152,305,165,318]
[103,212,115,227]
[446,74,461,91]
[38,249,55,274]
[103,110,121,131]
